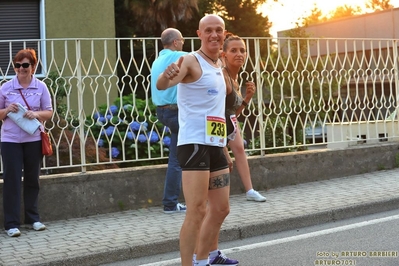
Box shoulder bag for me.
[19,90,53,156]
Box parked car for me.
[304,124,327,143]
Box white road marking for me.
[139,214,399,266]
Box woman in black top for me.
[221,34,267,202]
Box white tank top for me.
[177,52,226,147]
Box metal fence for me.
[1,37,398,174]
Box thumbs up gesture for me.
[164,56,184,80]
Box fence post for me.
[394,40,399,135]
[75,39,87,173]
[254,38,266,155]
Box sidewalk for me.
[1,169,399,266]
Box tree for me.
[220,0,272,37]
[113,0,277,99]
[366,0,394,11]
[115,0,277,38]
[176,0,275,38]
[126,0,199,37]
[300,4,326,26]
[299,0,394,27]
[114,0,135,37]
[115,0,200,38]
[328,5,362,20]
[300,4,362,26]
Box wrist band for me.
[242,100,248,106]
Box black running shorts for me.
[177,144,228,172]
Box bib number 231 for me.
[205,116,227,146]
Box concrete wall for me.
[0,143,398,226]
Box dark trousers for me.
[2,141,42,230]
[156,106,182,208]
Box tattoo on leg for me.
[209,173,230,190]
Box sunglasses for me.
[14,63,31,69]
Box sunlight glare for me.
[260,0,399,36]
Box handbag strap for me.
[19,89,31,110]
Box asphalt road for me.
[102,209,399,266]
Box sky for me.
[259,0,399,37]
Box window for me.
[0,0,43,78]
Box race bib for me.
[205,115,227,146]
[227,114,238,141]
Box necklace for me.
[224,66,239,92]
[199,49,218,64]
[224,66,238,84]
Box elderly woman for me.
[0,48,53,237]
